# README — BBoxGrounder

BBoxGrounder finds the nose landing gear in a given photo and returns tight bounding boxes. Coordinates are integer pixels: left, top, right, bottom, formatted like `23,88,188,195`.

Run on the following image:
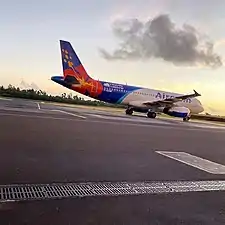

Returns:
125,108,133,115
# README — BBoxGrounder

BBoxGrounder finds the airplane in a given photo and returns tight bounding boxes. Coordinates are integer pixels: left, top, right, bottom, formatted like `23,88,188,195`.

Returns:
51,40,204,121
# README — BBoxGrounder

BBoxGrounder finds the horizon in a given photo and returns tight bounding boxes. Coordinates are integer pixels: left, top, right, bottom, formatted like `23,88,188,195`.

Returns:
1,0,225,115
1,81,220,116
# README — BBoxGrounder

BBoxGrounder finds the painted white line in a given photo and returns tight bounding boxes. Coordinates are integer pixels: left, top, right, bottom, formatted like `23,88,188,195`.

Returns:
37,103,41,110
156,151,225,174
1,112,225,132
187,123,225,130
0,97,12,101
0,113,84,121
52,109,86,119
0,107,50,114
88,114,105,118
89,114,172,124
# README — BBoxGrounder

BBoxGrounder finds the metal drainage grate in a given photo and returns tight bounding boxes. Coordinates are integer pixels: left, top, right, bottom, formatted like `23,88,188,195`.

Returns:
1,180,225,202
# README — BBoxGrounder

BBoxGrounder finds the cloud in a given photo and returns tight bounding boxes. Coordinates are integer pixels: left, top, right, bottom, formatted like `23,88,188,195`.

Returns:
20,80,40,90
99,14,223,68
215,39,225,49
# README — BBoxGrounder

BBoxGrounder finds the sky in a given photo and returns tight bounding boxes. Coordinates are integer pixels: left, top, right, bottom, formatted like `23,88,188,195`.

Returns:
1,0,225,115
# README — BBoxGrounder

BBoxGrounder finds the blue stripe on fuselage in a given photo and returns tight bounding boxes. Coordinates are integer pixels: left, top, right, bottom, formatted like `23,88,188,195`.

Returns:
98,81,140,104
51,76,140,104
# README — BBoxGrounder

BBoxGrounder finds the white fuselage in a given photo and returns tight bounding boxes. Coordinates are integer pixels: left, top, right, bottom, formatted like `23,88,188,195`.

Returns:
121,88,204,114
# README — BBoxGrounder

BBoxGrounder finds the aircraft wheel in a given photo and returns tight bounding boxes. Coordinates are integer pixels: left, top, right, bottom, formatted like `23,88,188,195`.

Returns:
125,108,133,115
147,111,157,118
183,116,190,122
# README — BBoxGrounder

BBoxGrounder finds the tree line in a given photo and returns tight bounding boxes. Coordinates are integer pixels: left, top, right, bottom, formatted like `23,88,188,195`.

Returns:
0,84,125,108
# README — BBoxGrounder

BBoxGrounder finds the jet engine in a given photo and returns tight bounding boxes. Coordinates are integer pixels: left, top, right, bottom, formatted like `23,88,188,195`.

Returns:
163,106,190,118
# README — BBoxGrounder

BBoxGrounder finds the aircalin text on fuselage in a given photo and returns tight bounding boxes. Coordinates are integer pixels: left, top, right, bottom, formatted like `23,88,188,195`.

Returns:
51,40,204,121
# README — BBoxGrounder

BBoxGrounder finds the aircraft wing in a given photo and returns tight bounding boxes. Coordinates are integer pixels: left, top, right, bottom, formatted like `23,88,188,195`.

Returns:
143,90,201,107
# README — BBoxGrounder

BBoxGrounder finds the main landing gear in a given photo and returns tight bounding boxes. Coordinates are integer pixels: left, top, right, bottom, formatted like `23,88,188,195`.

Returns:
125,108,133,115
183,116,191,122
147,111,157,118
125,107,157,118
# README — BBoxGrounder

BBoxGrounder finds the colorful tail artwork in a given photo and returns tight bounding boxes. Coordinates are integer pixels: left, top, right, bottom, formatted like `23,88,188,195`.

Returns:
59,40,103,98
52,40,140,104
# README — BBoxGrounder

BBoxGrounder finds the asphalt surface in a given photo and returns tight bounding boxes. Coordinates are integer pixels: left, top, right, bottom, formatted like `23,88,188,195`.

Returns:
1,97,225,225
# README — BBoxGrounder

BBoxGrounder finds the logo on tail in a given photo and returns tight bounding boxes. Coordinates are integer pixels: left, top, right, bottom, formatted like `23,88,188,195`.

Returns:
60,40,89,85
60,40,103,97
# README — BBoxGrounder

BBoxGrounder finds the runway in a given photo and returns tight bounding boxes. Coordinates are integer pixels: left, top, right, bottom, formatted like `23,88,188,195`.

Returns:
1,97,225,225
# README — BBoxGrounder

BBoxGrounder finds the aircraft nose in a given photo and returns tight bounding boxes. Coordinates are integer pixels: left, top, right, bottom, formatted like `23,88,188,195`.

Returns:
198,104,204,113
196,99,204,113
197,104,204,113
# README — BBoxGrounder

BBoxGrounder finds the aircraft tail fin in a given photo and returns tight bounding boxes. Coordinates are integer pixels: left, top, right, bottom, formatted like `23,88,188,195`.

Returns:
60,40,91,85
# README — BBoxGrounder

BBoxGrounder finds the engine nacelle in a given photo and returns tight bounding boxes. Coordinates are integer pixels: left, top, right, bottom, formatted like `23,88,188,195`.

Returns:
163,106,190,118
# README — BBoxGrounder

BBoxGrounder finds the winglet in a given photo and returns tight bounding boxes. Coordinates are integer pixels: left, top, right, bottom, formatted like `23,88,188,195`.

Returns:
193,89,201,97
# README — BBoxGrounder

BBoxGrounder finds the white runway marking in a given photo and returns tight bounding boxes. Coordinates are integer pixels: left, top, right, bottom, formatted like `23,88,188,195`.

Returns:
52,109,86,119
156,151,225,174
87,112,225,128
88,114,172,124
89,114,104,118
0,97,12,101
37,103,41,110
0,113,85,121
1,180,225,202
1,112,225,132
186,123,225,130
